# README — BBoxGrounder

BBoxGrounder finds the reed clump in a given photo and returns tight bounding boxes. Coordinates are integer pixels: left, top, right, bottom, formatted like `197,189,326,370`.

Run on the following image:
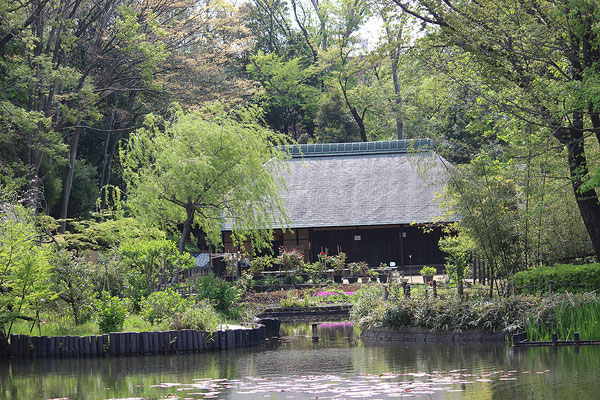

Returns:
352,286,600,340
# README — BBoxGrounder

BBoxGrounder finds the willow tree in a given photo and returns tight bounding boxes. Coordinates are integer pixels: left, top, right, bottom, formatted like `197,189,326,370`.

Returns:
121,105,290,253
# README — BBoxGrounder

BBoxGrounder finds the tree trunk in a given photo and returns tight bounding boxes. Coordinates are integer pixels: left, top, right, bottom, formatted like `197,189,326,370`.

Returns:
59,128,80,233
178,206,195,254
349,107,367,141
555,117,600,258
386,25,403,140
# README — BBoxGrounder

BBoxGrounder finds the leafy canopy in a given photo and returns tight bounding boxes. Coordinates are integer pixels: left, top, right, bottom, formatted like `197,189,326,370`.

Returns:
121,104,291,251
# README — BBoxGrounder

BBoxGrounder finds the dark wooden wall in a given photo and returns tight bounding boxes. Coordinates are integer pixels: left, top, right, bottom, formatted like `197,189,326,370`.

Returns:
310,225,446,271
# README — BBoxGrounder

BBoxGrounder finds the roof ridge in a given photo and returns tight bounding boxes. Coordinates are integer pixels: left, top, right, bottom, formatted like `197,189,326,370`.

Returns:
286,138,433,158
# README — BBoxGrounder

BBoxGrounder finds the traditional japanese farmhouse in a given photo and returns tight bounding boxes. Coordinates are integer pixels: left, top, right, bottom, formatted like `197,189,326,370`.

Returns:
223,139,452,273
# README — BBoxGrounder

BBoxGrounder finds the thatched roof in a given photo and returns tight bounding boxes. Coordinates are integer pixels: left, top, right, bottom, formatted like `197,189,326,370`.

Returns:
278,139,451,229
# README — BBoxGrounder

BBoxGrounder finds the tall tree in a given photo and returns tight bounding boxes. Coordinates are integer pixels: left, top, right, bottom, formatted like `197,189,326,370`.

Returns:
120,105,291,253
393,0,600,257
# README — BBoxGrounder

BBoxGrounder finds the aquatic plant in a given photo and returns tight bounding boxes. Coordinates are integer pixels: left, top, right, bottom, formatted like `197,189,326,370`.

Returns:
526,293,600,341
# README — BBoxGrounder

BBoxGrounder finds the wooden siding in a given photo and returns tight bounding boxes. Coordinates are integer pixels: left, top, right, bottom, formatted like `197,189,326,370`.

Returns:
310,225,446,270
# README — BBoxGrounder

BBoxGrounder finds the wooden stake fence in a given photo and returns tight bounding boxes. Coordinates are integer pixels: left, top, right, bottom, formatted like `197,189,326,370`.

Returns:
3,325,266,359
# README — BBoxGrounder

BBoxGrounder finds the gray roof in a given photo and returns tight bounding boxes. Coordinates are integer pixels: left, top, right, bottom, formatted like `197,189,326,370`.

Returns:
279,139,451,229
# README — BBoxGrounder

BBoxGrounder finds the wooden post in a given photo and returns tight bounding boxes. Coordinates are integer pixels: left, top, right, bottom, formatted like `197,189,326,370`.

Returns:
101,334,109,355
49,336,57,358
432,280,437,298
382,285,388,301
574,332,580,346
457,281,464,299
552,333,558,346
197,331,204,350
548,280,554,293
120,332,127,355
218,330,226,350
192,330,200,352
235,329,242,348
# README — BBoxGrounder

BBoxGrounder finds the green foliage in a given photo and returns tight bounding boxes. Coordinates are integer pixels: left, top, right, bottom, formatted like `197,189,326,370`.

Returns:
438,233,472,282
93,291,128,333
513,264,600,295
353,286,534,333
350,286,385,324
141,289,193,325
121,104,291,252
304,261,327,282
329,253,347,272
263,274,280,288
234,272,254,297
168,300,221,332
277,247,304,271
247,52,320,137
195,274,239,313
348,261,369,277
66,160,99,219
525,293,600,341
419,266,437,279
279,294,311,309
119,239,194,294
315,89,361,143
0,204,56,336
249,255,274,275
50,252,95,325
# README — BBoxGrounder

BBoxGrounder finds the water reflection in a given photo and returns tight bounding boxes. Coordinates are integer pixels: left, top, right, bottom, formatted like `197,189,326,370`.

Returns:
1,323,600,399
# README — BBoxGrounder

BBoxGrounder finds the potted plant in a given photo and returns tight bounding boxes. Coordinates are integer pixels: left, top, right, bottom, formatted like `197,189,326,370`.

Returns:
377,262,389,283
277,247,304,273
419,266,437,285
347,261,367,283
364,268,378,283
328,252,347,283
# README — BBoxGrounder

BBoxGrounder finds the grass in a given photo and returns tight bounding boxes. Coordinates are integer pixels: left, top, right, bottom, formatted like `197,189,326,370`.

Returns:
11,313,188,337
526,298,600,341
10,315,99,337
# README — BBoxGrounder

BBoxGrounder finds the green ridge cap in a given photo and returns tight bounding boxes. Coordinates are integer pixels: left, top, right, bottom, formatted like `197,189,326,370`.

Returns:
285,139,434,158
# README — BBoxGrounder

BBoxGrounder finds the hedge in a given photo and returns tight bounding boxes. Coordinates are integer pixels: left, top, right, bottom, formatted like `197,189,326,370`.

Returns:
513,263,600,294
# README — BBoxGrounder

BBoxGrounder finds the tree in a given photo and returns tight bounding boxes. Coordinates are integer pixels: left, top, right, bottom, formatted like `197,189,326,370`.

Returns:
0,202,56,337
247,51,321,138
121,105,290,253
315,88,361,142
392,0,600,258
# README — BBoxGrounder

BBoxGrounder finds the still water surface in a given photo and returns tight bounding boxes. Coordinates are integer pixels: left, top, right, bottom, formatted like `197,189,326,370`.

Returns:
1,322,599,399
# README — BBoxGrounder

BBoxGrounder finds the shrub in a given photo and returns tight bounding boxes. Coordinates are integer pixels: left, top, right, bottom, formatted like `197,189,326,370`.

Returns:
348,261,369,277
419,266,437,279
277,247,304,271
168,300,220,331
141,288,193,325
329,253,347,272
304,261,327,281
513,263,600,294
50,252,95,325
249,255,274,275
94,291,128,333
195,274,239,312
119,239,194,293
264,274,280,288
350,286,386,325
234,272,254,297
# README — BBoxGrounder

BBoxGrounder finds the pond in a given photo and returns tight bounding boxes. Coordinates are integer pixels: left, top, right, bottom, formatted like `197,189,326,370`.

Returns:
1,322,599,399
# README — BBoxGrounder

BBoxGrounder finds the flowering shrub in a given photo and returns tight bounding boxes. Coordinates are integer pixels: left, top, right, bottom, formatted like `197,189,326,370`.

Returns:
329,253,347,271
348,261,369,276
224,252,243,276
277,247,304,271
317,251,330,267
